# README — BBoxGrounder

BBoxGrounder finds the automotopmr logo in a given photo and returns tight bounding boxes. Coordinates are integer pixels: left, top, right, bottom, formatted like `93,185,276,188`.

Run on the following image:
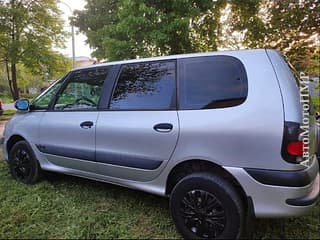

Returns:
299,72,311,167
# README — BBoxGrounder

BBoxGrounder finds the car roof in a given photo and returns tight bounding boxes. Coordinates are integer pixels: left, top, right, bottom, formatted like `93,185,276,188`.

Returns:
72,48,273,72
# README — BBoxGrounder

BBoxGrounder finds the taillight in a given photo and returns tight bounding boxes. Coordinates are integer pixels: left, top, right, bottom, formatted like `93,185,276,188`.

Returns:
281,122,303,163
287,141,303,156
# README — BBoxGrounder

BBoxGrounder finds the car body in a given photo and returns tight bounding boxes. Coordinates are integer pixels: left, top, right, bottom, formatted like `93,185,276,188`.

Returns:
1,49,319,239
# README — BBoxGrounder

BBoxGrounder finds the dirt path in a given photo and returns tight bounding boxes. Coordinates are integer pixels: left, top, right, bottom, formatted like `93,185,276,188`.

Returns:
0,121,6,137
3,103,15,110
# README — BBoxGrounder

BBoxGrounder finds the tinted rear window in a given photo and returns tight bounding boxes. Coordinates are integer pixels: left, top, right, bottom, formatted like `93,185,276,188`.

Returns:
109,61,176,110
179,56,248,110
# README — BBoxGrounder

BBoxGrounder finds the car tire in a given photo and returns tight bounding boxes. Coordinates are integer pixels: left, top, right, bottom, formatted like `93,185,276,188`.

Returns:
8,140,42,184
170,172,244,239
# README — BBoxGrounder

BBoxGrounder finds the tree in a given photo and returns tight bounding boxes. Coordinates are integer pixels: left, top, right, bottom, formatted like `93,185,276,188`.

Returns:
228,0,320,71
0,0,66,100
73,0,215,61
74,0,318,74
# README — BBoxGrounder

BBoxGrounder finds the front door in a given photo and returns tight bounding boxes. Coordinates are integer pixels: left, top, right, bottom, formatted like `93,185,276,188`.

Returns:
37,67,110,172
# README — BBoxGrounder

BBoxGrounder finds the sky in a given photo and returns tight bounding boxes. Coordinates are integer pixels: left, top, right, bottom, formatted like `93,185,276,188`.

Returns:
57,0,93,58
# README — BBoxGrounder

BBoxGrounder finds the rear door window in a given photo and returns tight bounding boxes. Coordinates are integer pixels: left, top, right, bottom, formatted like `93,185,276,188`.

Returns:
179,56,248,110
109,61,176,110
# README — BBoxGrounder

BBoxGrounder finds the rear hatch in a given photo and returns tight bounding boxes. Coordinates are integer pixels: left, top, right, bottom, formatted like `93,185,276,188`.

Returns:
266,49,319,166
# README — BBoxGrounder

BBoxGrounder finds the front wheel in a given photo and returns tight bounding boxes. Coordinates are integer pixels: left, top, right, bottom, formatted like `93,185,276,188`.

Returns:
170,172,244,239
8,140,42,184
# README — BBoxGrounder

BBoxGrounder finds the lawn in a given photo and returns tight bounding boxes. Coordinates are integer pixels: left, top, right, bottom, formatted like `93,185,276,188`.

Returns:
0,110,17,121
0,150,319,239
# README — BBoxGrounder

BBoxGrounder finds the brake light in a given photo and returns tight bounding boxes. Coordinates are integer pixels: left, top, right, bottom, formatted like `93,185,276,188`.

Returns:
287,141,303,156
281,121,302,164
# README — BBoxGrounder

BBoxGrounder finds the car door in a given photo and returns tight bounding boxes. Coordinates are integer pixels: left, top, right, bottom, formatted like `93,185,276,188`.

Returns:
95,60,179,181
37,66,111,172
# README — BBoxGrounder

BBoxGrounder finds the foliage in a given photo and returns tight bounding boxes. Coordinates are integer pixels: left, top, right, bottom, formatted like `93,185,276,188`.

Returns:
0,0,67,100
306,46,320,78
229,0,320,71
73,0,215,61
0,109,16,121
312,96,320,112
74,0,319,74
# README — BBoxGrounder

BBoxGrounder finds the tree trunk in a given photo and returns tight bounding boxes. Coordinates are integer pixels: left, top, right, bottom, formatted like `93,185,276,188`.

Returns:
5,59,15,100
9,0,19,101
11,63,19,100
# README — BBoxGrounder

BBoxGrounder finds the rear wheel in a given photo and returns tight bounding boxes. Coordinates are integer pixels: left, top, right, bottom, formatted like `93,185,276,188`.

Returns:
170,172,244,239
8,140,42,184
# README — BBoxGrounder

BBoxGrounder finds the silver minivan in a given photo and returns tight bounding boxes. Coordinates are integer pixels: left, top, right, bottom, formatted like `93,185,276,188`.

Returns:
1,49,319,239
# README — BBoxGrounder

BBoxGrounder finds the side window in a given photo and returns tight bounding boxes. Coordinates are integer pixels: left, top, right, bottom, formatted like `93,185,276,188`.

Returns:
54,67,109,111
30,79,64,110
109,61,176,110
179,56,248,110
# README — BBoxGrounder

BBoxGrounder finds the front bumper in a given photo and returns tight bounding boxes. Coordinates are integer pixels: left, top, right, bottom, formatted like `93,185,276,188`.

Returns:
225,157,319,217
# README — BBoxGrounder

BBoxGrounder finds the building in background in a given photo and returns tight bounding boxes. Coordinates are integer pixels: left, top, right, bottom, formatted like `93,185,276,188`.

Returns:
75,56,97,67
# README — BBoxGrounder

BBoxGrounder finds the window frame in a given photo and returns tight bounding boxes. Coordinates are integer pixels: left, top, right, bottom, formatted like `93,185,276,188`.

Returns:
107,60,178,111
177,55,248,110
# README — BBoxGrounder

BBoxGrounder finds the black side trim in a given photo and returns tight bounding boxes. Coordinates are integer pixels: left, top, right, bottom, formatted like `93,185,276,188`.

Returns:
37,144,164,170
245,161,319,187
286,174,319,206
36,144,95,162
96,151,163,170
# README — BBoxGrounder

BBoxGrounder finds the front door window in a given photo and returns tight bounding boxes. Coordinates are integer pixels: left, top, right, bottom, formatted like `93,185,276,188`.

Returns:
54,67,109,111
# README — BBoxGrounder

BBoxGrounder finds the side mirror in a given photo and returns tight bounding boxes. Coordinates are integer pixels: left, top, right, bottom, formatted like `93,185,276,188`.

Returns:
15,99,30,111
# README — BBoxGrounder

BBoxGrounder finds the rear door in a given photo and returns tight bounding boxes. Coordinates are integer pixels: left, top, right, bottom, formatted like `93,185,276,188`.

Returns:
95,60,179,181
266,49,319,166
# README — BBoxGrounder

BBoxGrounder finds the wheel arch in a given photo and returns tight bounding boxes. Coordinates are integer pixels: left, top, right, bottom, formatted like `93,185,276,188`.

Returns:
165,159,248,208
6,134,26,154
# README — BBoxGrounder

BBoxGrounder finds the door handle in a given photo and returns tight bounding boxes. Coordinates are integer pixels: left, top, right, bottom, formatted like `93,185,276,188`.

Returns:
153,123,173,133
80,121,94,129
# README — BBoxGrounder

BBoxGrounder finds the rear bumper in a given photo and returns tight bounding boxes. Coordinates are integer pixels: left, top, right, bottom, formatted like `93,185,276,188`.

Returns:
286,174,319,206
244,159,318,187
225,157,319,217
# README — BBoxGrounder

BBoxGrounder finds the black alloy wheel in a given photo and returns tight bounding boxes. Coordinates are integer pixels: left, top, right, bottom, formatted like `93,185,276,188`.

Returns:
9,140,42,184
180,189,226,238
170,172,244,239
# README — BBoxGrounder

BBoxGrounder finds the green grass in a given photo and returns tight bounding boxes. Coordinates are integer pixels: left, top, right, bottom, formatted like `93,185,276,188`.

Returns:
0,96,14,104
1,94,38,103
0,110,17,121
0,151,319,239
